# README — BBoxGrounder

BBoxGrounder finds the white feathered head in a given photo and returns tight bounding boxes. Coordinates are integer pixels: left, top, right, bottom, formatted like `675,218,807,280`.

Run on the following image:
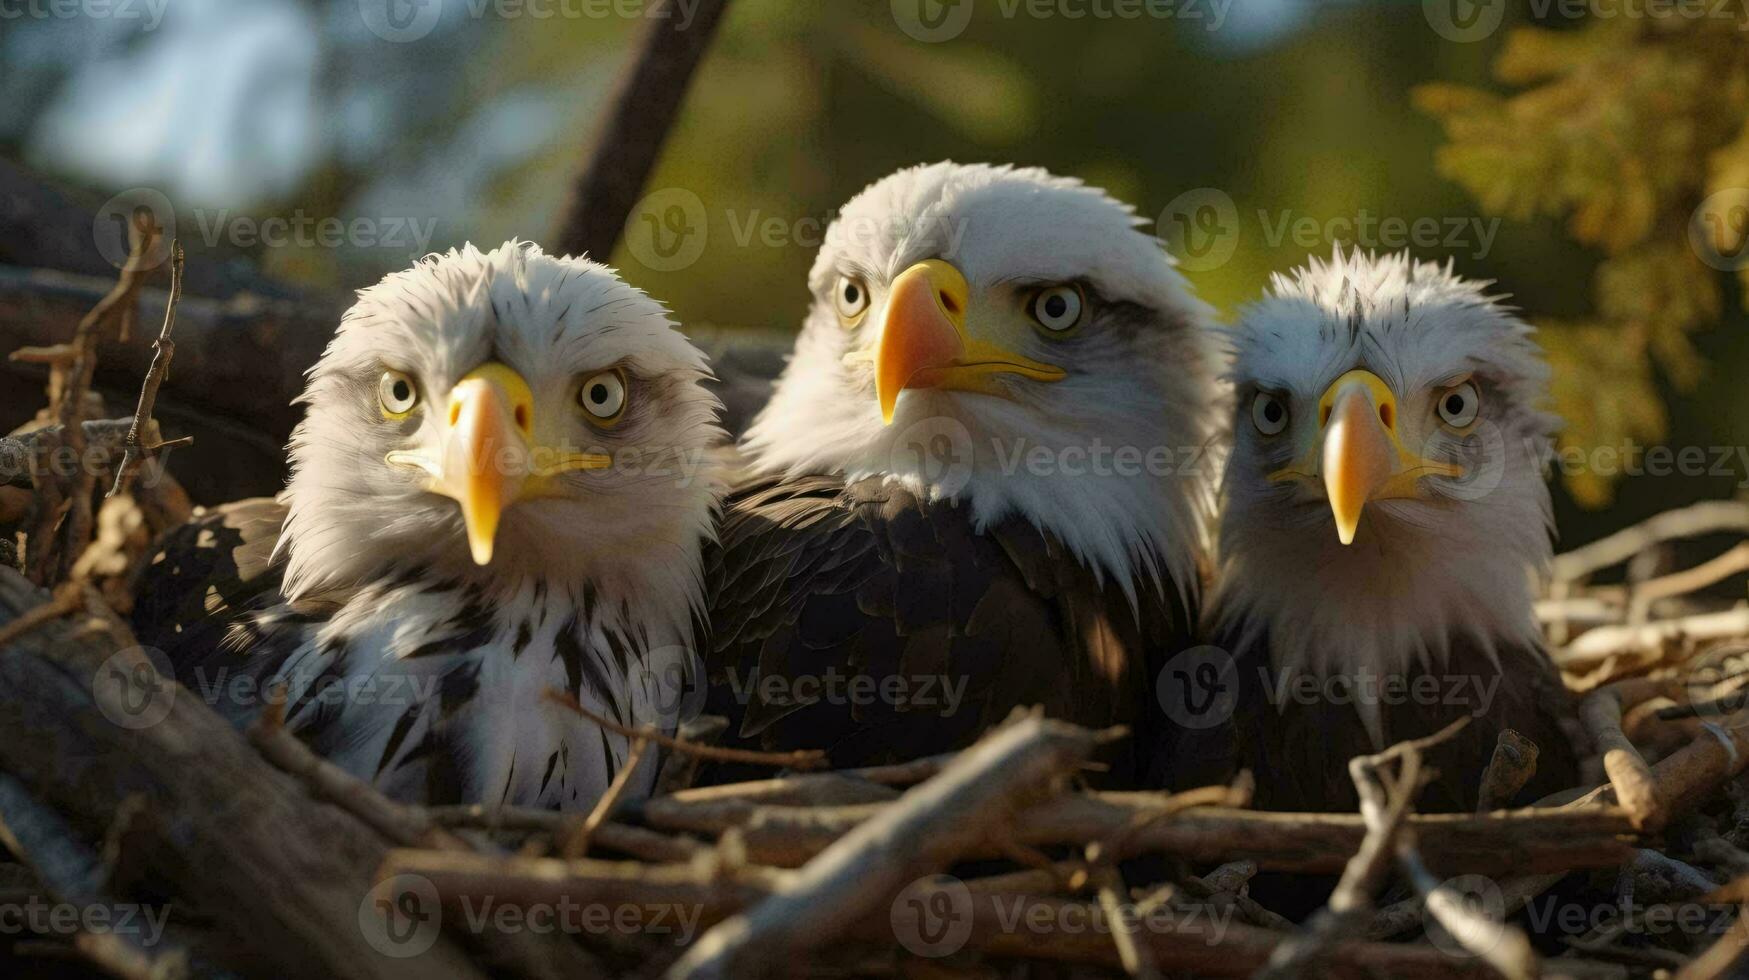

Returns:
1213,247,1557,692
279,242,725,634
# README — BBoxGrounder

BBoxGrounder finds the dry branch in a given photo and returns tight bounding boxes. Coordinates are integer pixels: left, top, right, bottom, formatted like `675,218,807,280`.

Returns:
0,567,491,980
551,0,734,260
1628,542,1749,622
1557,607,1749,669
386,844,1520,978
1551,501,1749,584
248,696,466,851
666,714,1109,977
563,735,650,860
28,213,165,584
1582,683,1666,830
1259,721,1470,978
109,241,188,500
0,263,341,450
639,789,1636,874
546,690,828,771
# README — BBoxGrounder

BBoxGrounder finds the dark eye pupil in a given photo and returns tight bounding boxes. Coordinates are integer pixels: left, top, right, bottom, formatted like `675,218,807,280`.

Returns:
392,381,410,402
1044,296,1067,318
1446,394,1465,414
591,384,609,405
844,284,860,304
1263,401,1283,423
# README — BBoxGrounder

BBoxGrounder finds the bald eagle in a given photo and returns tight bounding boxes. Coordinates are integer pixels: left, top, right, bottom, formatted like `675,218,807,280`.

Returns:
701,163,1217,782
1202,248,1578,813
133,242,725,810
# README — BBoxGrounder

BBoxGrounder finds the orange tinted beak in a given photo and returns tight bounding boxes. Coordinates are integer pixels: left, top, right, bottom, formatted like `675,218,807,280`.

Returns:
871,259,1066,424
875,260,969,423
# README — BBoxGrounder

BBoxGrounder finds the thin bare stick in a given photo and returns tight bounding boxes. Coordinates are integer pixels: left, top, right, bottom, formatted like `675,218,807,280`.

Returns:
655,794,1635,874
1557,607,1749,669
428,803,708,864
72,930,188,980
33,211,163,583
1361,725,1539,980
110,240,186,499
392,848,1522,978
1551,500,1749,584
562,735,650,860
1092,863,1159,980
0,583,83,648
1674,905,1749,980
544,690,828,771
1259,719,1471,979
1581,683,1665,831
1628,541,1749,623
248,694,468,851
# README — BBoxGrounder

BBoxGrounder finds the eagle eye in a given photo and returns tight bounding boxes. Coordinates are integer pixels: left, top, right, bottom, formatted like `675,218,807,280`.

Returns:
1251,391,1289,436
378,369,419,417
578,369,628,425
1030,284,1084,334
1437,381,1481,428
833,274,870,324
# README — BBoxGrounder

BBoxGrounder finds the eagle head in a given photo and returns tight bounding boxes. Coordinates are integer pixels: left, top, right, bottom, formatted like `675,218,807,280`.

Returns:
279,241,725,625
1214,247,1557,685
742,161,1218,598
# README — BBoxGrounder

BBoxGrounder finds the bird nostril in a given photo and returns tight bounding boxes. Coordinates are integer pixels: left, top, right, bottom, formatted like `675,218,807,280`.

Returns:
939,291,961,317
1379,403,1394,429
449,402,461,427
514,404,531,433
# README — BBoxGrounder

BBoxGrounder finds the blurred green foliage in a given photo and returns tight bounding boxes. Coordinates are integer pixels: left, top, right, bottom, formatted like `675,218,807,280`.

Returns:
1417,15,1749,507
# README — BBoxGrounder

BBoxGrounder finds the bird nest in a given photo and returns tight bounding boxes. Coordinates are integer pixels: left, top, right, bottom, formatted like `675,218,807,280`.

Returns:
3,222,1749,980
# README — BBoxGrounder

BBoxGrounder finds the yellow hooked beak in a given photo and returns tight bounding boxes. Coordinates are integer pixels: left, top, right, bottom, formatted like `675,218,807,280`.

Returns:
1269,369,1464,546
387,363,610,566
872,259,1065,424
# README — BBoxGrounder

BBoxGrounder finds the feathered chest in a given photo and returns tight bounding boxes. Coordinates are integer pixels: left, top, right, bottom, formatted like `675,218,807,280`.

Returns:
1203,614,1579,814
208,578,680,811
701,474,1196,783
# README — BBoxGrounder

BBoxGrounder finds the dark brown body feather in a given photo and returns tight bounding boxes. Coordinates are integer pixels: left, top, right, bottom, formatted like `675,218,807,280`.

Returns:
699,474,1198,786
1200,616,1582,814
130,497,290,667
